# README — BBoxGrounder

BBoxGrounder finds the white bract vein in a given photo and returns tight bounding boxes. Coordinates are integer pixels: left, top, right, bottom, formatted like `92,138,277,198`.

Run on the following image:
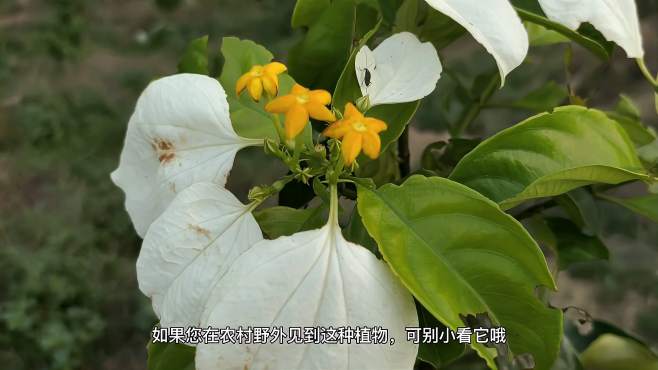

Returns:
355,32,442,107
137,182,262,329
111,73,261,237
195,222,419,370
424,0,529,84
538,0,644,58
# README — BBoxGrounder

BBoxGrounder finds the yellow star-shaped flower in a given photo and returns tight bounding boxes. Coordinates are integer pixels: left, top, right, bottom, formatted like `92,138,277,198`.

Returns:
236,62,287,101
323,103,387,165
265,84,336,140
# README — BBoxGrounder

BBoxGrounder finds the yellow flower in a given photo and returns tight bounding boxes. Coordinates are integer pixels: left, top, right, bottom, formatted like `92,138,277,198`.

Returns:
265,84,336,140
236,62,287,101
323,103,387,165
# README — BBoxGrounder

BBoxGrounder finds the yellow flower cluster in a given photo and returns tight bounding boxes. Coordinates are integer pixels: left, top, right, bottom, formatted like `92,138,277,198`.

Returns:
236,62,386,165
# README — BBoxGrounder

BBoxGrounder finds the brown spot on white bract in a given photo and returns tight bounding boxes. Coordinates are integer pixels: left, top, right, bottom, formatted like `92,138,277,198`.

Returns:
152,138,176,164
188,223,211,239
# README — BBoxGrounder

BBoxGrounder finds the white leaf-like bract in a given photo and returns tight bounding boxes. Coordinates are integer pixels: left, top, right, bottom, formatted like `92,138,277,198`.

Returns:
196,223,419,370
424,0,529,83
538,0,644,58
111,73,261,237
137,182,263,329
355,32,442,107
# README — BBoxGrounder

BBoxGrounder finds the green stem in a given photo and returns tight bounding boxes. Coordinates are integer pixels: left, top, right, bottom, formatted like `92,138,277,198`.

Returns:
271,113,287,143
329,183,339,228
451,74,500,137
636,58,658,89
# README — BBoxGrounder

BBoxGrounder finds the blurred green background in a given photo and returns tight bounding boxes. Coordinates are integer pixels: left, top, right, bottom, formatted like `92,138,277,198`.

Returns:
0,1,656,369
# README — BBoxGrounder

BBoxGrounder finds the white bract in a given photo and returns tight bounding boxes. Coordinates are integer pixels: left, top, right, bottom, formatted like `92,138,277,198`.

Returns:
538,0,644,58
355,32,442,106
424,0,529,84
111,73,261,237
136,182,262,329
196,221,418,370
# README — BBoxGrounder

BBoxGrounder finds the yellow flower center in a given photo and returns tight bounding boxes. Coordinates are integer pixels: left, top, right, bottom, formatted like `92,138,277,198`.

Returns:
250,66,264,77
296,94,309,104
351,120,368,132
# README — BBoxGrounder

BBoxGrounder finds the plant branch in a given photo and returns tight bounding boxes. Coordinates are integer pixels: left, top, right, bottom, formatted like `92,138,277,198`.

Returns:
636,58,658,90
511,199,557,220
451,74,500,137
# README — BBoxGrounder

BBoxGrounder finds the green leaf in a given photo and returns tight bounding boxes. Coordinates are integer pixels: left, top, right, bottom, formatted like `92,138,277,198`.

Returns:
291,0,330,28
418,8,465,49
287,0,356,90
357,175,562,370
254,206,326,239
421,138,481,176
512,4,614,60
525,22,569,47
506,81,568,113
450,106,650,209
581,334,658,370
219,37,294,140
598,193,658,224
545,217,608,270
147,341,195,370
377,0,402,25
606,95,657,147
555,188,600,234
416,303,466,368
355,145,400,186
343,207,380,258
394,0,420,33
177,35,209,75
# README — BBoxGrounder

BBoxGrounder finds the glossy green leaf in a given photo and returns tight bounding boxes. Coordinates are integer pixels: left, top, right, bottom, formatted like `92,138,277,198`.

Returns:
607,95,656,147
291,0,330,28
450,106,650,209
343,207,381,258
421,138,481,176
581,334,658,370
147,341,195,370
355,145,400,186
545,218,608,270
219,37,296,141
288,0,356,90
357,175,562,370
512,4,614,60
253,205,326,239
599,194,658,224
177,35,209,75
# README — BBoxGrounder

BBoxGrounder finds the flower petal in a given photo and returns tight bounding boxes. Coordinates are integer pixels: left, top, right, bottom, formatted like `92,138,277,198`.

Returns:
424,0,528,83
343,102,362,119
364,117,387,133
196,224,418,370
264,61,287,75
538,0,644,58
291,83,309,95
136,183,262,328
362,130,382,159
308,89,332,105
248,78,264,101
262,74,279,97
306,102,336,122
355,32,442,106
284,104,310,139
235,73,251,95
342,131,363,165
322,120,351,139
110,74,257,237
265,95,297,113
